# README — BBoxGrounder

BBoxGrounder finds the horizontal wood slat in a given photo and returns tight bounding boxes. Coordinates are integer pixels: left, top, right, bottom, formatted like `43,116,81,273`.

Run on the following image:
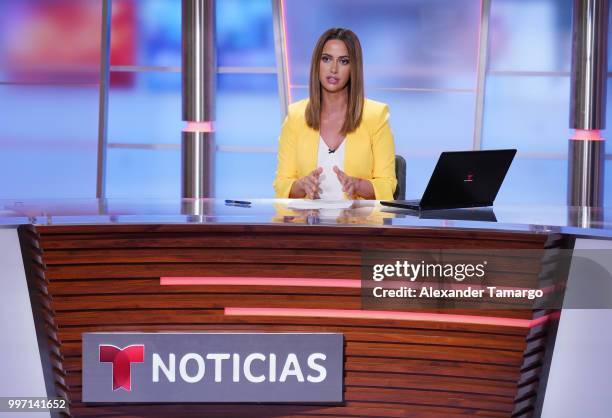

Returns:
56,324,528,351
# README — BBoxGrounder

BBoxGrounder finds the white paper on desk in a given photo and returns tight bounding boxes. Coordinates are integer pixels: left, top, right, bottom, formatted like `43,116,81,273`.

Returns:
287,199,354,210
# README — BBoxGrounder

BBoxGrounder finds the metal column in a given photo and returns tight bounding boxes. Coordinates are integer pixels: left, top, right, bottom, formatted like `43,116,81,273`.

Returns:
96,0,112,199
272,0,290,119
568,0,608,207
472,0,491,151
182,0,216,199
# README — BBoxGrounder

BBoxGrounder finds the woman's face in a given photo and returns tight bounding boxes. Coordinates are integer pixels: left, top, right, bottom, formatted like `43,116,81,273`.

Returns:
319,39,351,93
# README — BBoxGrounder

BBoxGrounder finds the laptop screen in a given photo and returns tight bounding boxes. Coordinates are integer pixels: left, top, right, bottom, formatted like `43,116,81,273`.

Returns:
419,149,516,210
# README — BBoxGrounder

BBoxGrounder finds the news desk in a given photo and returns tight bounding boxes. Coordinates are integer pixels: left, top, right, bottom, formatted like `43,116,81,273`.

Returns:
2,199,611,418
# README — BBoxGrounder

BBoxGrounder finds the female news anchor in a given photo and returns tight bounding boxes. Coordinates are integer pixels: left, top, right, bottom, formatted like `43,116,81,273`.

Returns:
273,28,397,200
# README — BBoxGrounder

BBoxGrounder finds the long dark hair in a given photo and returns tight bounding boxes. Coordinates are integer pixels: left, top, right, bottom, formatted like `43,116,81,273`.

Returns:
305,28,364,135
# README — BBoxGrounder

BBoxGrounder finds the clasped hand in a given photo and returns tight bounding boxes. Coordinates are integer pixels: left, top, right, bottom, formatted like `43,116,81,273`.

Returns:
296,166,360,199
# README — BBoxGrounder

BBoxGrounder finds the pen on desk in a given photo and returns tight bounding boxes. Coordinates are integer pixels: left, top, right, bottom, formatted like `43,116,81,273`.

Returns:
225,200,252,205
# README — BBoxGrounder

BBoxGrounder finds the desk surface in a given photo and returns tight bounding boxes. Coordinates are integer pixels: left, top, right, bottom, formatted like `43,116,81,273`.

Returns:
1,198,611,238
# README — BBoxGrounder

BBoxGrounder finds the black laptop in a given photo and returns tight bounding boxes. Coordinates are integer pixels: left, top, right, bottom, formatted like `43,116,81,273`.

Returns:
381,149,516,211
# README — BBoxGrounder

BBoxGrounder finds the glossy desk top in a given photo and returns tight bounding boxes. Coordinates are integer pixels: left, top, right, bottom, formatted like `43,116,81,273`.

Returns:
1,198,611,238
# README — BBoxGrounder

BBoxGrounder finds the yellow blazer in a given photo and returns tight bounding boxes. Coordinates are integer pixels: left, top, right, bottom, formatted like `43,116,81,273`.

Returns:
273,98,397,200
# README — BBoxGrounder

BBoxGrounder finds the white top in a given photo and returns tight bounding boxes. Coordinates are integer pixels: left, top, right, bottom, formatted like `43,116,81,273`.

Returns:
317,136,346,200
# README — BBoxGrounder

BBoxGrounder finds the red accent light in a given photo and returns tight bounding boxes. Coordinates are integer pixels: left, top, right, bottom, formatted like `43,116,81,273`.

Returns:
225,307,555,329
161,277,360,288
571,129,604,141
162,277,558,297
183,121,214,133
